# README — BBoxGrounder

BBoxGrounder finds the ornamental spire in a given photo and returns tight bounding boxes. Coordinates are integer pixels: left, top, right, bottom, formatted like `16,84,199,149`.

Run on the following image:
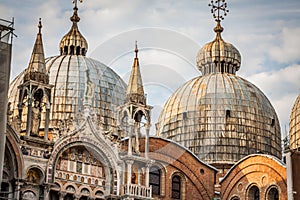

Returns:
126,41,146,105
59,0,88,56
24,18,49,84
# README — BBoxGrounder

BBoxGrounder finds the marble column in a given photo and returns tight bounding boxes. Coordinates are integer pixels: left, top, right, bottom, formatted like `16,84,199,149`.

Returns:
145,124,150,159
44,105,50,140
59,191,66,200
26,98,32,136
128,119,134,156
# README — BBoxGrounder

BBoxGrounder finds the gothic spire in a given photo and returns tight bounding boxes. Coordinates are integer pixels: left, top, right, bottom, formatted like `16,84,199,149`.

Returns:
24,18,49,84
126,41,146,105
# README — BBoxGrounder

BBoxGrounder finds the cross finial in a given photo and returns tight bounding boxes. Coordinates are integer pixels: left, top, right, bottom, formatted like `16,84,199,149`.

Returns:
72,0,83,9
208,0,229,22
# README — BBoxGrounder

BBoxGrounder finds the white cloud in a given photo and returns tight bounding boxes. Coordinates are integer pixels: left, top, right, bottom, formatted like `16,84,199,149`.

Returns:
2,0,300,136
268,27,300,63
247,64,300,133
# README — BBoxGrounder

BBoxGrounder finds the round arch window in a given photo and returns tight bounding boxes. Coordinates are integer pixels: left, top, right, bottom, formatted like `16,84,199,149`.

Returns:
267,187,279,200
248,185,259,200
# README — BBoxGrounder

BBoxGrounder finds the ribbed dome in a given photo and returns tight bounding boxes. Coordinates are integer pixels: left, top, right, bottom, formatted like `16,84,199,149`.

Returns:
8,55,126,138
289,94,300,149
156,73,281,164
196,22,241,75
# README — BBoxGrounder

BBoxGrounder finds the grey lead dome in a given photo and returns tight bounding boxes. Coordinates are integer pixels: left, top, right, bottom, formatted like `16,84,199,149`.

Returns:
156,21,281,165
156,73,281,164
8,55,126,137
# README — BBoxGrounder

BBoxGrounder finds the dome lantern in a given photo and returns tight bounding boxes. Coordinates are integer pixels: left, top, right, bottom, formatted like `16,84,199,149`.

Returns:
196,0,241,75
59,0,88,56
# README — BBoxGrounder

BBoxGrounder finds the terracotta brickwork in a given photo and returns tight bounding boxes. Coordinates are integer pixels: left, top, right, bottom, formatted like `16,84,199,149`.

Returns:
144,137,217,200
290,151,300,200
220,154,287,200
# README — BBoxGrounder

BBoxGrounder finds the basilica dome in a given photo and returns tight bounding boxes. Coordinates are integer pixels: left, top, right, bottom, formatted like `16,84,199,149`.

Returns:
8,6,126,137
289,94,300,150
156,21,282,165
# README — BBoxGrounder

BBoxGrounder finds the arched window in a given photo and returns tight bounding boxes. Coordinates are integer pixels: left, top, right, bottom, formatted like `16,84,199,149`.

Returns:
267,187,279,200
64,46,68,55
172,175,181,199
76,46,80,55
248,185,259,200
70,45,75,55
82,48,86,56
0,182,9,199
149,166,161,196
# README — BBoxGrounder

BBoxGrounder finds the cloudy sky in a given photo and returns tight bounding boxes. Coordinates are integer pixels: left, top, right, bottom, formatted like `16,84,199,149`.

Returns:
1,0,300,137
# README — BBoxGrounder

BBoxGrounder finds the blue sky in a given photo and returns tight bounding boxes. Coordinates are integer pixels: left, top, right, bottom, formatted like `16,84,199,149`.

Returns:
1,0,300,136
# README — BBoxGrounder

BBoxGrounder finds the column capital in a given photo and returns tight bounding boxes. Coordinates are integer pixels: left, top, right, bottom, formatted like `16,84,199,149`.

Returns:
146,161,154,168
128,118,135,126
145,123,151,129
74,194,81,200
59,191,67,199
126,160,134,165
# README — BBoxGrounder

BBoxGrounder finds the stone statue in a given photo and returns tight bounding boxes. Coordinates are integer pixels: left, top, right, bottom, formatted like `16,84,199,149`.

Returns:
31,100,41,136
132,125,140,154
84,69,95,104
12,116,21,133
27,170,35,183
7,102,12,122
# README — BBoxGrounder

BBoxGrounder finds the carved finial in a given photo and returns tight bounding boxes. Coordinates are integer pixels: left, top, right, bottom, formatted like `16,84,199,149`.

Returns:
208,0,229,22
135,40,138,58
38,18,42,34
71,0,83,22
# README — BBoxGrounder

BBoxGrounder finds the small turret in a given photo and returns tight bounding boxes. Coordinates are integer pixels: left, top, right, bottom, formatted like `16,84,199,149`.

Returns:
23,18,49,84
126,41,146,105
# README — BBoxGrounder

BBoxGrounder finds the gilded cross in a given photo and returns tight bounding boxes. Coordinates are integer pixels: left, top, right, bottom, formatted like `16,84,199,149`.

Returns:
208,0,229,22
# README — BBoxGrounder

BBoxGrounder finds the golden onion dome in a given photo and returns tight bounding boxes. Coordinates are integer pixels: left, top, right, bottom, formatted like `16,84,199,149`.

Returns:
59,6,88,56
196,21,241,75
289,94,300,149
